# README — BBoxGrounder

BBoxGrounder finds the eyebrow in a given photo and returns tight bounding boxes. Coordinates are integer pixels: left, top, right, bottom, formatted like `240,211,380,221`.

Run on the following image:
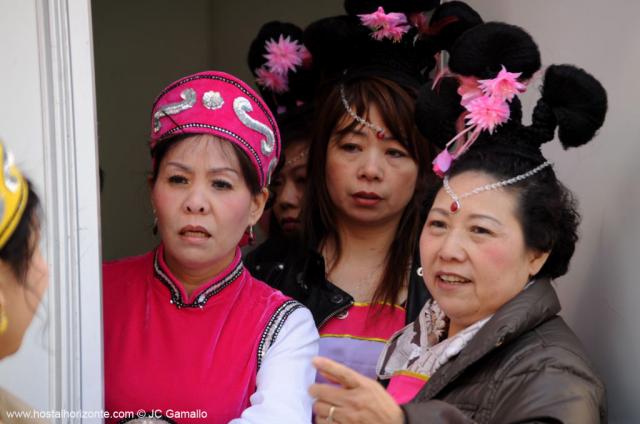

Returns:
429,207,503,226
469,213,503,226
165,161,240,175
430,207,450,217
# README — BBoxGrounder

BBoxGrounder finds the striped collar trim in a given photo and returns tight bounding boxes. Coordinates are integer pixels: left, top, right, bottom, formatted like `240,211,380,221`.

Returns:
153,245,244,308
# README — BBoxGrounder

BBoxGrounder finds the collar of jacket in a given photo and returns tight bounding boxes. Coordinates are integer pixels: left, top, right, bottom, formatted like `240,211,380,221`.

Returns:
417,278,560,400
297,247,431,326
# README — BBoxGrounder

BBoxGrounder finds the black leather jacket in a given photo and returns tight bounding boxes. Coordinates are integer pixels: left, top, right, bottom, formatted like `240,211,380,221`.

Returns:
245,236,431,327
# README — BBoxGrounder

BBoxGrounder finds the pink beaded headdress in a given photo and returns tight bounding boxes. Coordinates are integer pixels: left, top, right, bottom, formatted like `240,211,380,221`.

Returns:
150,71,281,187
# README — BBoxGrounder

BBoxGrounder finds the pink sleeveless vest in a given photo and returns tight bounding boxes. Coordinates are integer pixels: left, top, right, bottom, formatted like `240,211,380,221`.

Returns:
103,245,299,423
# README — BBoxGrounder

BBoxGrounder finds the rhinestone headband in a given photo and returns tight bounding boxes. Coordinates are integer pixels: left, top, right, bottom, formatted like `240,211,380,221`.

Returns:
443,161,552,212
284,149,308,166
339,84,386,139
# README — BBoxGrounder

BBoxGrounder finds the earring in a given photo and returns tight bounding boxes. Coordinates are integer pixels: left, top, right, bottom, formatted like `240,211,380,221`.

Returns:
417,267,423,277
0,304,8,335
248,226,255,245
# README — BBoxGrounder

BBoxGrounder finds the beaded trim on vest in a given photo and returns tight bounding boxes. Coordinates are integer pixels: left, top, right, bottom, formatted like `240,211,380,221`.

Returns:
257,300,304,369
153,248,244,309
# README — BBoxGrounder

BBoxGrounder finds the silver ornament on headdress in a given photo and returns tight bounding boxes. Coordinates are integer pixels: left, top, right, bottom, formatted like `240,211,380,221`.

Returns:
233,96,276,157
153,88,197,133
203,91,224,110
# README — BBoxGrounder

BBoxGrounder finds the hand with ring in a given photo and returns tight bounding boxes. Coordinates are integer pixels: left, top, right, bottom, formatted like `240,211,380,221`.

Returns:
309,357,404,424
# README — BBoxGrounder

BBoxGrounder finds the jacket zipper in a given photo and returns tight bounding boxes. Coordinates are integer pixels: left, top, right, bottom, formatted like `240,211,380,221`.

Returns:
318,300,354,329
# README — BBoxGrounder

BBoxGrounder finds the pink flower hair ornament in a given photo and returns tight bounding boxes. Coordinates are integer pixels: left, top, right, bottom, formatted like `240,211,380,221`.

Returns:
358,6,411,43
255,67,289,94
431,65,530,177
263,34,306,75
478,66,527,101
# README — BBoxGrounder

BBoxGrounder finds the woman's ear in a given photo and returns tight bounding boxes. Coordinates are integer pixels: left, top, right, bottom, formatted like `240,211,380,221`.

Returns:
248,188,270,226
528,249,551,277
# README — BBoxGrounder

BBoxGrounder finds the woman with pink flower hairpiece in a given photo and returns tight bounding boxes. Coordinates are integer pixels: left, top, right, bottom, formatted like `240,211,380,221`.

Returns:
248,0,452,390
244,21,318,284
310,19,608,424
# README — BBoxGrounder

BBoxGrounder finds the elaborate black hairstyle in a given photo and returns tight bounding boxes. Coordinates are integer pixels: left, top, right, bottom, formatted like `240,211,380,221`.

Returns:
303,0,442,87
247,21,318,114
415,18,608,279
344,0,440,15
425,1,483,53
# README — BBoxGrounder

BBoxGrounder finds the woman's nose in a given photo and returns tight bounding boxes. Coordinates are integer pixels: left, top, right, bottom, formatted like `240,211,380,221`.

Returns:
438,231,467,262
357,150,383,181
183,186,210,214
278,179,300,210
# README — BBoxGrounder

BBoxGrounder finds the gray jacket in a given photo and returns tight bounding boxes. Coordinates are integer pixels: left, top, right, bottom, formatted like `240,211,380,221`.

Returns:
402,279,607,423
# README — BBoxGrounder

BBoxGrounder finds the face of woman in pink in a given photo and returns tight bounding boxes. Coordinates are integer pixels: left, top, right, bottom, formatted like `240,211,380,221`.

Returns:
420,171,549,336
151,135,268,280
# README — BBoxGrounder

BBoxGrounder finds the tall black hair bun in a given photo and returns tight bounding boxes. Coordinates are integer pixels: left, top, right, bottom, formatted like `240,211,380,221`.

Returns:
248,21,304,74
427,1,483,52
415,77,465,149
344,0,439,15
449,22,541,80
304,15,368,76
539,64,608,148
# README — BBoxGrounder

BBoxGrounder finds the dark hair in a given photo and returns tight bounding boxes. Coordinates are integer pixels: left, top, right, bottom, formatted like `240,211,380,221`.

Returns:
305,75,435,305
150,134,261,195
449,22,541,80
0,181,41,283
426,1,484,53
418,63,607,279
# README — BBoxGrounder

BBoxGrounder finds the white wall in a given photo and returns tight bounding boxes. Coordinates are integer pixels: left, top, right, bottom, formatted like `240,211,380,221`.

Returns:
465,1,640,422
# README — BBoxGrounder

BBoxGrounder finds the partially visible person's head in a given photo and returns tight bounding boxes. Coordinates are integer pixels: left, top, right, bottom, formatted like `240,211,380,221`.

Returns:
270,138,309,237
268,108,313,238
148,71,280,276
0,143,47,359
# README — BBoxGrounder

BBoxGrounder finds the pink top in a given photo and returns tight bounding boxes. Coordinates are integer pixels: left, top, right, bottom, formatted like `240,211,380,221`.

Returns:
103,245,301,423
318,303,406,381
387,371,429,404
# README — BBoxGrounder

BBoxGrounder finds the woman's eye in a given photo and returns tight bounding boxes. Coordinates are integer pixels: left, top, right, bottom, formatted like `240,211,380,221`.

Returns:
295,175,307,185
427,219,446,230
212,180,232,190
168,175,188,184
470,225,493,235
387,148,408,158
340,143,360,153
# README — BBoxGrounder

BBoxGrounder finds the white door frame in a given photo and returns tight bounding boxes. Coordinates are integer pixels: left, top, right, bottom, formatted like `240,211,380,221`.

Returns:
37,0,103,417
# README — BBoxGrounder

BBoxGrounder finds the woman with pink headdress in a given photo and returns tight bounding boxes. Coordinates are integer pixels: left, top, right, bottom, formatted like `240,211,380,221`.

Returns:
102,71,318,423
